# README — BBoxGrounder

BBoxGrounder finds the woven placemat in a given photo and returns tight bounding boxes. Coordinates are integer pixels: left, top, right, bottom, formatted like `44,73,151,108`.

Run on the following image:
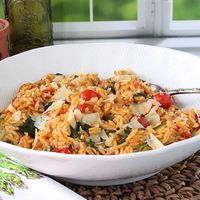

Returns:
65,151,200,200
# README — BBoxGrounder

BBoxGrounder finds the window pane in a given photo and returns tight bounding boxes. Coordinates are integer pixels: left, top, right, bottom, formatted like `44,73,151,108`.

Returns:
173,0,200,20
93,0,137,21
52,0,89,22
0,1,4,18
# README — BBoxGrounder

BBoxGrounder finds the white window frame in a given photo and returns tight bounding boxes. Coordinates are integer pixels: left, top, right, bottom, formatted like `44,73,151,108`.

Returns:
53,0,154,39
53,0,200,39
154,0,200,36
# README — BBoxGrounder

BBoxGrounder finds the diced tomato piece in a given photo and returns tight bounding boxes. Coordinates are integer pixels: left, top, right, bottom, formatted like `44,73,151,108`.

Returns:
181,132,192,139
80,89,100,101
153,93,172,109
77,103,94,113
137,116,149,128
43,88,55,93
52,147,71,154
134,81,142,90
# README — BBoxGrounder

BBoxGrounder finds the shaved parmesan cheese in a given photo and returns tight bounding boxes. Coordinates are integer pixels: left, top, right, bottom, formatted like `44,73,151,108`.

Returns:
104,93,116,102
82,113,101,125
149,99,161,107
53,86,72,100
125,117,144,129
100,129,109,140
68,108,76,129
90,134,101,143
105,135,114,147
31,116,49,130
53,75,64,83
12,111,21,122
50,82,58,90
147,133,164,150
40,85,47,91
74,108,83,121
45,100,64,112
114,75,131,82
146,106,161,127
130,99,152,116
6,104,16,113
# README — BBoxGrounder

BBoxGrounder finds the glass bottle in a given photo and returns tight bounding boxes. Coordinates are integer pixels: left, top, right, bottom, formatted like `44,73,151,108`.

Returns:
3,0,53,55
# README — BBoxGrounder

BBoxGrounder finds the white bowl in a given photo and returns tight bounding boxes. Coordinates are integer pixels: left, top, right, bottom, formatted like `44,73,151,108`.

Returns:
0,43,200,186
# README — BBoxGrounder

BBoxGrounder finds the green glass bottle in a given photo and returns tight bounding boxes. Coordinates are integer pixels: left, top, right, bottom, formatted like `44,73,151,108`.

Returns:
4,0,53,55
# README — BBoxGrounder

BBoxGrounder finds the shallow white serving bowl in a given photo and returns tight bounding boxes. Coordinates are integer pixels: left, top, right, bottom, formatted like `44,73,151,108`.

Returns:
0,43,200,186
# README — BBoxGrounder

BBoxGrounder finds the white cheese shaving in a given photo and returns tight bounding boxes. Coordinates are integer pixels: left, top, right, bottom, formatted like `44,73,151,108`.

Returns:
68,108,76,129
146,106,161,127
45,99,64,113
53,75,64,83
114,75,132,82
12,111,21,122
125,116,144,129
130,99,152,116
6,104,16,113
100,129,109,140
73,108,83,121
104,93,116,102
82,113,101,125
40,85,47,91
147,133,164,150
89,134,101,143
31,116,49,130
53,86,72,100
50,82,58,90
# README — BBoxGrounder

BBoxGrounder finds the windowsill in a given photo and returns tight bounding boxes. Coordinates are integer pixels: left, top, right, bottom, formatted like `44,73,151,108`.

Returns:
55,37,200,57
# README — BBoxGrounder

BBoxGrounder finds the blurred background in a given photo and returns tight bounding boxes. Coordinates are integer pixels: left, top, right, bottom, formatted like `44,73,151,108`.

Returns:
0,0,199,22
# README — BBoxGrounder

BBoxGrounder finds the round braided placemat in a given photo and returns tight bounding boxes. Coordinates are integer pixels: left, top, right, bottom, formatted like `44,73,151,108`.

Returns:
65,151,200,200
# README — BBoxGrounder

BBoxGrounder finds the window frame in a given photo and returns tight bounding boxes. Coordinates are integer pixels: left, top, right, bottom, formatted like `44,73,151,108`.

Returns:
53,0,154,39
157,0,200,36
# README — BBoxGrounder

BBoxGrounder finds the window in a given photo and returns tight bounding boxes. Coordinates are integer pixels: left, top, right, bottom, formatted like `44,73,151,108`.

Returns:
52,0,152,39
0,0,200,38
160,0,200,36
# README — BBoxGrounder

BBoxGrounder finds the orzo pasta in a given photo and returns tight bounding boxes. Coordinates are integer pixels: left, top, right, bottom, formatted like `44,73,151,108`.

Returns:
0,70,199,155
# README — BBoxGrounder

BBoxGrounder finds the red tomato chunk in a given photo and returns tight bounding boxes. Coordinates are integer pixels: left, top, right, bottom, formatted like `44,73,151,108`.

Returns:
153,93,172,109
52,147,71,154
80,89,100,101
77,103,94,113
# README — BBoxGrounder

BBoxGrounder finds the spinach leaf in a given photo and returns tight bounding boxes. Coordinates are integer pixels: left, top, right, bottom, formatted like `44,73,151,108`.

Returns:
81,124,91,132
118,127,132,144
18,117,37,138
133,92,147,98
70,126,79,138
138,142,148,151
44,102,53,111
105,82,116,94
103,114,113,121
88,139,96,148
55,73,63,76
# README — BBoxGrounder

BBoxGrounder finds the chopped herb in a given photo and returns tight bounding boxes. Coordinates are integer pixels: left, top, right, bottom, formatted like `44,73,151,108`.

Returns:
55,73,63,76
103,114,113,121
18,117,37,138
44,102,53,111
88,139,96,148
70,122,91,138
153,124,162,130
105,82,116,94
118,127,132,144
81,124,91,132
133,92,147,98
70,126,79,138
138,142,148,151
